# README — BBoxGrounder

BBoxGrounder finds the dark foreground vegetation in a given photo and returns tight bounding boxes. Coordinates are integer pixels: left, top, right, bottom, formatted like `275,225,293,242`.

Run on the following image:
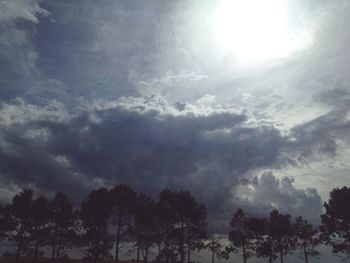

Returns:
1,185,350,263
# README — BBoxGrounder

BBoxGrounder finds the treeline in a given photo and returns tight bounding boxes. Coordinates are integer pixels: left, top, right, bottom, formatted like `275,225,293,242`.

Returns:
0,185,349,263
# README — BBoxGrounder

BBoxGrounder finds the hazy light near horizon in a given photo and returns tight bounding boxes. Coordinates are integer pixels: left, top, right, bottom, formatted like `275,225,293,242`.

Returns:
212,0,314,63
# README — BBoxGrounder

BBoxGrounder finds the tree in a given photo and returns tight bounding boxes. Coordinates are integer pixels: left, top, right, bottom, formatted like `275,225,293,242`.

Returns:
80,187,113,262
228,208,256,263
49,192,75,260
267,209,295,263
132,194,157,263
246,217,272,262
31,195,51,259
109,184,136,261
157,189,179,263
156,189,208,263
3,189,34,260
320,186,350,256
205,233,229,263
170,190,208,263
153,201,167,263
294,216,320,263
0,204,5,241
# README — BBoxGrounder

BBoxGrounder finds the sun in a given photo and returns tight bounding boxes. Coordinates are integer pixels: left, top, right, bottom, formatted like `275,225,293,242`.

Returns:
212,0,312,63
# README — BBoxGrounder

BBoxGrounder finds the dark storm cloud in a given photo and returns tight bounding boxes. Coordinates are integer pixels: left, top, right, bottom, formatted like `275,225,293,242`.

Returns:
0,98,289,216
0,97,326,224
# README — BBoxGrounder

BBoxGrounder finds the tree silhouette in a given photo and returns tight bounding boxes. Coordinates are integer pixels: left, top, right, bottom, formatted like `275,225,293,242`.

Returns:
320,186,350,256
245,217,270,262
171,190,208,263
156,189,208,263
153,201,167,263
205,233,229,263
294,216,320,263
132,194,157,263
3,189,34,260
157,189,179,263
0,204,5,241
49,192,75,260
227,208,256,263
267,209,295,263
31,195,51,259
80,187,113,262
109,184,136,261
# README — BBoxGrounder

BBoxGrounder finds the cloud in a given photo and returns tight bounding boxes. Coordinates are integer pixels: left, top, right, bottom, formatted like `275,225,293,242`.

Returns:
0,0,348,234
234,171,323,224
0,97,290,217
0,95,327,227
0,0,49,102
0,0,48,23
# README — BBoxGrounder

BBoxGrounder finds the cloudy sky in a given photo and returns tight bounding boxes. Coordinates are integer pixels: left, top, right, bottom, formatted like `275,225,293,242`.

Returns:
1,0,350,242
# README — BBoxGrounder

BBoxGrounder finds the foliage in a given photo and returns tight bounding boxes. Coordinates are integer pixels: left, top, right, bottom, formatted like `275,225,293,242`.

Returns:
109,184,137,261
205,234,229,263
2,189,34,259
294,216,320,263
321,186,350,255
49,192,76,260
79,187,113,261
30,195,51,258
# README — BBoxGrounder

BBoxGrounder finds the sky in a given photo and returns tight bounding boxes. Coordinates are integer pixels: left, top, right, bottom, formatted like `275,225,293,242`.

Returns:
0,0,350,244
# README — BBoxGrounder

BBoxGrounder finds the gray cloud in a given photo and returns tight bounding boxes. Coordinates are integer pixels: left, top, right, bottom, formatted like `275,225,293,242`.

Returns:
0,0,48,23
0,0,49,101
0,96,327,226
234,172,323,224
0,98,288,216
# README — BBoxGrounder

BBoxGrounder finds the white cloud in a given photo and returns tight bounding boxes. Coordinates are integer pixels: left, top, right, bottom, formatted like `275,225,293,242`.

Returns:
0,0,48,23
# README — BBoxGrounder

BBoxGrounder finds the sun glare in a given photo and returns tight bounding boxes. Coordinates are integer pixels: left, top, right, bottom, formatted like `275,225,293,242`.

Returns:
212,0,313,63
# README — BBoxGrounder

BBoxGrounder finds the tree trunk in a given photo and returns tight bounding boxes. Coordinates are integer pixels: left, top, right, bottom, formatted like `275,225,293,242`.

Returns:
304,244,308,263
280,249,283,263
56,245,60,260
94,232,100,263
15,241,22,261
51,226,58,260
102,226,106,262
137,243,140,263
187,240,191,263
158,241,161,263
268,239,273,263
165,235,170,263
145,247,149,263
34,237,39,259
210,234,215,263
56,239,61,259
115,216,122,261
15,231,24,261
180,220,185,263
51,244,56,261
242,244,247,263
